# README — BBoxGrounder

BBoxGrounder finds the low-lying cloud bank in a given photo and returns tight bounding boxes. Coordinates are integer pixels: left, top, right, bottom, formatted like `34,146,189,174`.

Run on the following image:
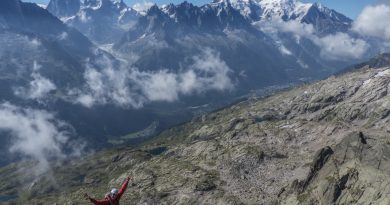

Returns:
314,32,369,60
256,20,370,60
14,61,56,102
0,103,82,175
253,3,390,60
353,4,390,40
13,48,233,109
71,48,233,108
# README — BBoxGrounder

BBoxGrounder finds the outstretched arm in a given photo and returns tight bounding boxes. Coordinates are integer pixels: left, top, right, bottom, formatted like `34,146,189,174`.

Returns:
85,193,110,205
117,177,131,199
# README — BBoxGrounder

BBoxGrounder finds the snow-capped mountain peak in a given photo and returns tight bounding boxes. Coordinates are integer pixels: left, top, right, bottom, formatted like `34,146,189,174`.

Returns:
258,0,310,20
82,0,127,11
37,4,47,9
310,2,349,23
47,0,139,44
210,0,351,34
216,0,311,22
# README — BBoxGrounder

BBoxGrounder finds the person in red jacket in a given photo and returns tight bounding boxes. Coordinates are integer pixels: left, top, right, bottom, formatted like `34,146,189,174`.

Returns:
85,177,131,205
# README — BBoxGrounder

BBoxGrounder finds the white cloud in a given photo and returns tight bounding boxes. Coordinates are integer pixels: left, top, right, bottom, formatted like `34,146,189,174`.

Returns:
132,49,233,102
132,1,154,15
71,48,233,108
313,32,370,60
27,73,56,99
255,20,370,60
0,103,80,175
79,10,90,23
279,45,292,56
189,48,234,91
353,4,390,40
255,20,314,39
29,38,41,48
68,54,146,108
276,20,315,37
58,32,68,41
131,70,182,102
14,61,57,101
75,94,96,108
0,35,42,58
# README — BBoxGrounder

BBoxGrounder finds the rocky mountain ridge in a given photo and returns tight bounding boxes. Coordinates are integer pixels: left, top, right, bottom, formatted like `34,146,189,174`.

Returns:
113,0,354,97
39,0,379,109
221,0,352,34
2,54,390,204
47,0,139,44
112,0,371,94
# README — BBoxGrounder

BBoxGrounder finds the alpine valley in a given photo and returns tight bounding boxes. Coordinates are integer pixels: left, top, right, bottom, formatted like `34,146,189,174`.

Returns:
0,0,390,204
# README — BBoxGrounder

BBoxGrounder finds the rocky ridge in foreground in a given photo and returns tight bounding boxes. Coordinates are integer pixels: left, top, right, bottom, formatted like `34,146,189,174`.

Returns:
2,56,390,204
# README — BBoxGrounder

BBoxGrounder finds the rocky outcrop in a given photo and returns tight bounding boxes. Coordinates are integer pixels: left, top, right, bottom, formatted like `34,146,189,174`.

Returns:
2,60,390,204
299,146,334,192
340,53,390,75
284,131,390,205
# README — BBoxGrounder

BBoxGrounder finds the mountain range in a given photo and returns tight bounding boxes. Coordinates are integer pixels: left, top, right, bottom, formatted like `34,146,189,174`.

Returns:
114,0,366,91
43,0,381,93
228,0,352,34
2,0,390,204
47,0,369,78
0,0,387,174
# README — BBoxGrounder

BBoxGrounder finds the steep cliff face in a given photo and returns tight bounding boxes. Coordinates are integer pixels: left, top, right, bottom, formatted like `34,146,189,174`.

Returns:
284,132,390,205
2,56,390,204
47,0,80,17
0,0,24,27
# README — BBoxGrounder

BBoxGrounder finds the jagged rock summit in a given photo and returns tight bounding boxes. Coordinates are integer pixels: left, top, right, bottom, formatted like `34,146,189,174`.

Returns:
47,0,139,44
216,0,352,34
47,0,81,17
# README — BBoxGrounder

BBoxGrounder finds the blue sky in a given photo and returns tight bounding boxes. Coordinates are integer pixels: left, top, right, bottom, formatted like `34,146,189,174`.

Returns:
302,0,375,19
28,0,376,19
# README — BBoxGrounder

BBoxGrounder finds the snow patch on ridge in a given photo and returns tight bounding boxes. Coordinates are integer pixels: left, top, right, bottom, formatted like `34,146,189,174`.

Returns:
375,69,390,77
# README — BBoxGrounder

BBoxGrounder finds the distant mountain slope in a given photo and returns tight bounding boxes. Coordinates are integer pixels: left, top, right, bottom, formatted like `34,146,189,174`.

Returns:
115,2,302,91
352,53,390,70
0,0,176,167
45,0,374,93
0,0,104,96
47,0,139,44
227,0,352,34
2,53,390,204
0,0,115,164
300,2,352,34
114,1,356,96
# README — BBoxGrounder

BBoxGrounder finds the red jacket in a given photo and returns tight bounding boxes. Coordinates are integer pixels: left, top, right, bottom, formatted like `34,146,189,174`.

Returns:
89,178,130,205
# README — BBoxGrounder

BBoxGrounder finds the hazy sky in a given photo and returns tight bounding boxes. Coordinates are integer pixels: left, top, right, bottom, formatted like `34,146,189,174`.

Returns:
27,0,377,19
